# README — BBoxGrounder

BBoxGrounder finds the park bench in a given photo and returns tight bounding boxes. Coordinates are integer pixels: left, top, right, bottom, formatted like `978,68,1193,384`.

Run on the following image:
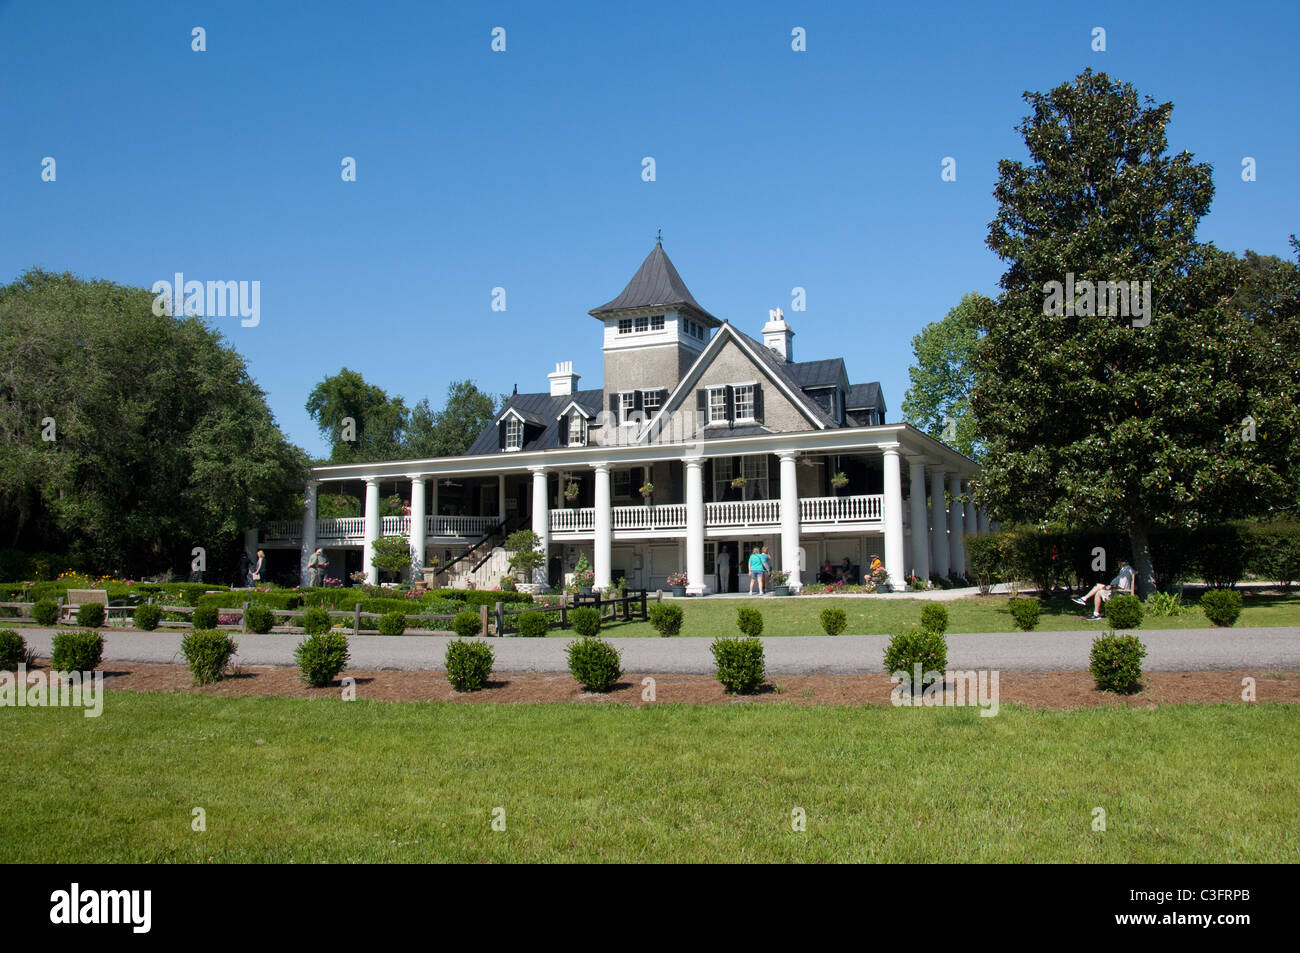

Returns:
60,588,109,622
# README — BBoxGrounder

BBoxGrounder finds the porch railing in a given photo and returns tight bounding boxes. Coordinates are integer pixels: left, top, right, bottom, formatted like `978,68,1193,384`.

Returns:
801,494,883,523
260,515,498,543
704,499,781,528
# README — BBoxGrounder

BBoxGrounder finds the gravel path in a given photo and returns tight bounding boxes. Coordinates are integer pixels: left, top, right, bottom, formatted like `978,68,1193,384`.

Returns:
17,626,1300,674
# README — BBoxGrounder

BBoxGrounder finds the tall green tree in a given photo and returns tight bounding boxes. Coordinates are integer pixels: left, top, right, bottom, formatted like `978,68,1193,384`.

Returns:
973,69,1292,594
901,292,990,460
305,368,408,463
403,380,501,459
0,269,308,574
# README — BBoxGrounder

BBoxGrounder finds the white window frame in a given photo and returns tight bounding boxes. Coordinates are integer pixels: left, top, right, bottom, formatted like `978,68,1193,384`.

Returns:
613,470,632,498
707,386,728,426
567,411,587,447
642,389,662,418
505,418,524,451
650,314,665,331
732,382,756,422
634,314,649,333
743,454,770,500
619,391,637,426
618,318,632,334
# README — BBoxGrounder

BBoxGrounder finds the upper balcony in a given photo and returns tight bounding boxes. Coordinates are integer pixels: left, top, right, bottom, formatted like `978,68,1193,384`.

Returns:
550,494,882,538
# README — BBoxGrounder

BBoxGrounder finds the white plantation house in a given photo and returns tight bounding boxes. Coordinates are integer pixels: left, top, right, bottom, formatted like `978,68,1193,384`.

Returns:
256,241,988,594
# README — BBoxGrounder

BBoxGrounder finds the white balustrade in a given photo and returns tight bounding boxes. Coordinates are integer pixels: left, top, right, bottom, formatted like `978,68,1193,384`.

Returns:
800,494,883,524
704,499,781,528
262,520,301,540
550,508,596,533
382,515,410,536
318,517,365,540
428,515,497,538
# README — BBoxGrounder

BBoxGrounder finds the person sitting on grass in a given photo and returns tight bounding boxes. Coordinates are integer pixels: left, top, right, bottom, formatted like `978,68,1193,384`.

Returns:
1073,559,1135,620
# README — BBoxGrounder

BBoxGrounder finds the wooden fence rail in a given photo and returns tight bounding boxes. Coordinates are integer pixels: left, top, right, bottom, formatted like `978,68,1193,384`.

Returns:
493,590,657,636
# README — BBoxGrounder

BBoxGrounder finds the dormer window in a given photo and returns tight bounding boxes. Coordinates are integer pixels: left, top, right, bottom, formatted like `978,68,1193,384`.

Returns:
504,418,524,451
567,410,587,447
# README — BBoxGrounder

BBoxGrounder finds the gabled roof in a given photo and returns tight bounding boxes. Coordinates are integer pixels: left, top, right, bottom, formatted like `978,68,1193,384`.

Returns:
469,389,604,455
636,322,835,441
589,243,720,326
785,358,847,390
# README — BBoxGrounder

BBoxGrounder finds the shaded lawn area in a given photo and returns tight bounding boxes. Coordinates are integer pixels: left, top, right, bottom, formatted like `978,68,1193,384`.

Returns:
584,590,1300,637
1,693,1294,863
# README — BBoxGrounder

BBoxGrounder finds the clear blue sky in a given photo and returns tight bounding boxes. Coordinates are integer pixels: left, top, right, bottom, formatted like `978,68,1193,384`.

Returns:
3,0,1296,459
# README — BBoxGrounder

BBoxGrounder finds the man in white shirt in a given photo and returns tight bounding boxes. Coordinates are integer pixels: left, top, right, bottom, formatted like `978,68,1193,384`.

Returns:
1074,559,1135,620
716,548,731,593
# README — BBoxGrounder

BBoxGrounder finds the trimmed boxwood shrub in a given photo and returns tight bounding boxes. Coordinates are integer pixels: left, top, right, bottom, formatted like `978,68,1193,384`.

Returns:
76,602,105,628
1104,593,1144,629
180,629,238,685
190,604,219,630
1090,631,1146,693
570,607,601,638
882,626,948,692
451,609,482,638
295,631,350,687
648,603,684,637
1007,598,1040,632
736,607,764,638
566,637,623,692
1200,589,1243,627
133,603,163,631
920,604,949,635
426,588,531,607
820,607,847,636
445,638,494,691
245,604,274,634
516,611,550,638
376,611,407,636
50,630,103,672
711,636,766,694
0,629,27,671
32,600,59,626
301,606,333,636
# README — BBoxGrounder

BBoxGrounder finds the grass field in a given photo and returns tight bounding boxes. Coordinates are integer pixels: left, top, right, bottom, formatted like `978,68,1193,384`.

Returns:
582,590,1300,637
2,692,1296,862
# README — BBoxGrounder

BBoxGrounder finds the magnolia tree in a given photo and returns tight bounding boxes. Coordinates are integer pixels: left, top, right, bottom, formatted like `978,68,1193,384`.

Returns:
370,535,415,580
504,529,545,583
973,69,1297,595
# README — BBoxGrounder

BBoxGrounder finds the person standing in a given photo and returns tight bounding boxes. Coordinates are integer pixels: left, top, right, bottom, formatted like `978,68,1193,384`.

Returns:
307,548,327,588
760,545,773,594
716,547,731,594
747,546,766,595
238,550,252,588
251,550,266,586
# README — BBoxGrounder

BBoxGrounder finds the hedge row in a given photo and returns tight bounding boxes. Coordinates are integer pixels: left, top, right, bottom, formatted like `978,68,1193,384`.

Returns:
966,522,1300,592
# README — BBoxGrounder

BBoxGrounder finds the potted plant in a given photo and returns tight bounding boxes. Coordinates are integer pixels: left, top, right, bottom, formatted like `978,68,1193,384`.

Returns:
572,553,595,594
830,471,849,493
730,476,747,495
564,481,580,503
770,569,791,596
639,481,654,502
666,572,688,597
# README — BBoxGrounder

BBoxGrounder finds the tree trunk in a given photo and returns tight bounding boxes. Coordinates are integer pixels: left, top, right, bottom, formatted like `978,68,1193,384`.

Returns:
1129,523,1156,598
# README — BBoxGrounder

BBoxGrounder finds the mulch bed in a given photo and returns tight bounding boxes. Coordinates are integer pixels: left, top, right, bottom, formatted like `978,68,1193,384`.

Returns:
18,659,1300,709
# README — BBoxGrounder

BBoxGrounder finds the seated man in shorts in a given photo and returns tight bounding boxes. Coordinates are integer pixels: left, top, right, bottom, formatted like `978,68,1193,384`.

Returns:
1074,559,1135,620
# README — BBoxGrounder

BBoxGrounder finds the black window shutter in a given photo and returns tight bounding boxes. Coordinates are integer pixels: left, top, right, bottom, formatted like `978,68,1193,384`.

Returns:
770,453,780,495
696,389,707,425
657,388,668,408
632,467,643,489
704,459,714,499
752,384,764,425
609,393,620,423
498,420,506,450
633,390,644,413
724,386,735,426
558,414,568,446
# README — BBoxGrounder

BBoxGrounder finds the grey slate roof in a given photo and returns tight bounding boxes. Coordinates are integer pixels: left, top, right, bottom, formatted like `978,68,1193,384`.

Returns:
589,243,720,326
845,382,885,412
785,358,846,389
467,388,604,455
730,327,838,429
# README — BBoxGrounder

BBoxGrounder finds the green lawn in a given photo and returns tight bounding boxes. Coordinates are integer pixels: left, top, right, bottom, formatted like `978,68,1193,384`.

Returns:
1,692,1296,862
587,590,1300,637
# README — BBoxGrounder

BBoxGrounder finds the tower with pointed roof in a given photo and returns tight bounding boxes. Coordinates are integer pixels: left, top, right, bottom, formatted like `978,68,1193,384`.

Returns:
589,240,722,409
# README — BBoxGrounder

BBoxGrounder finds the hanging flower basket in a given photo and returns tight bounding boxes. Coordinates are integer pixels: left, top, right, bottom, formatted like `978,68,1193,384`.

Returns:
830,472,849,490
564,481,580,501
639,482,654,500
730,477,747,490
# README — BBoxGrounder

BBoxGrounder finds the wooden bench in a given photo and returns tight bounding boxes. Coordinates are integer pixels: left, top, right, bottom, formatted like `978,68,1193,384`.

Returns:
60,588,109,622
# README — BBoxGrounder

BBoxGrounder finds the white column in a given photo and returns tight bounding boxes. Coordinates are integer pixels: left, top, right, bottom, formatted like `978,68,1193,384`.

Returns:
685,457,706,595
929,466,950,578
948,472,966,577
881,446,905,587
408,475,426,579
300,480,318,587
978,509,990,535
908,460,930,583
778,451,802,590
498,474,506,520
593,462,612,590
362,477,381,585
530,468,550,587
430,479,439,534
964,482,978,540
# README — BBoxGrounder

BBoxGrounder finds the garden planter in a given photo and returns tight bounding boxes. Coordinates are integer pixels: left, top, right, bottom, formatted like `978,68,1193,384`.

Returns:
773,585,790,597
671,586,686,597
580,587,593,596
